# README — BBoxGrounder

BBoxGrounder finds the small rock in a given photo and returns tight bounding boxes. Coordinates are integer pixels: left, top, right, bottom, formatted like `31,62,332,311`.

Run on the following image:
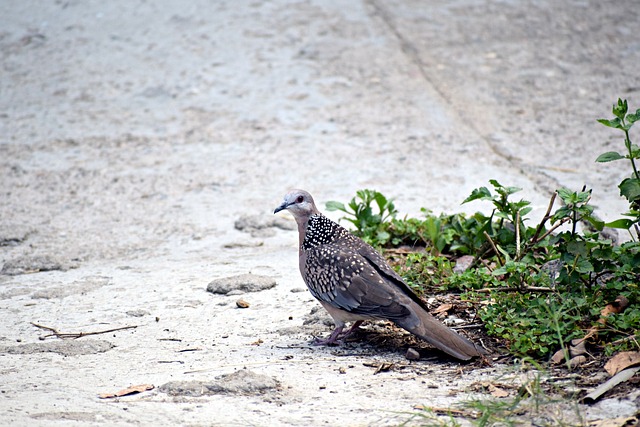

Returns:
0,339,114,356
0,225,31,247
159,370,278,396
453,255,475,273
1,255,70,276
236,299,250,308
206,273,276,295
405,348,420,361
126,309,150,317
235,214,296,235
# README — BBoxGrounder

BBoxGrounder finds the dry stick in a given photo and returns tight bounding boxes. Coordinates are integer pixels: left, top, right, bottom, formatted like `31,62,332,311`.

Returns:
515,210,521,260
478,257,494,272
483,231,503,266
535,216,571,242
31,322,137,339
610,334,640,346
530,192,557,244
474,286,555,293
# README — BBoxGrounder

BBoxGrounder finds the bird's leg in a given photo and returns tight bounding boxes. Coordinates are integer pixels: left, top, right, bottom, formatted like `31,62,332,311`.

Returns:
313,326,344,346
313,320,364,346
339,320,364,339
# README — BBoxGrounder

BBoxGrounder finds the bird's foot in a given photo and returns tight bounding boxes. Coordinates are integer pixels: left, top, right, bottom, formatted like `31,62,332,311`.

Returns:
312,326,344,346
313,321,365,346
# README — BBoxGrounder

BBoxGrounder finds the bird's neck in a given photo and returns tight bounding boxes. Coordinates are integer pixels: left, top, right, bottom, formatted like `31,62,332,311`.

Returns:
299,214,339,252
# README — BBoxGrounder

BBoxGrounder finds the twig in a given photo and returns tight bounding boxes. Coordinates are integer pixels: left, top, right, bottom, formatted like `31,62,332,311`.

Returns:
478,257,494,272
515,210,521,260
474,286,555,293
451,324,484,329
483,231,503,266
610,334,640,346
31,322,137,339
536,217,571,242
413,405,480,419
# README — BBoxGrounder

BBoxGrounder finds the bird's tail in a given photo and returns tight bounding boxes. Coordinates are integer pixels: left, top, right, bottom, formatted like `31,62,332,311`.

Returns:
394,301,486,361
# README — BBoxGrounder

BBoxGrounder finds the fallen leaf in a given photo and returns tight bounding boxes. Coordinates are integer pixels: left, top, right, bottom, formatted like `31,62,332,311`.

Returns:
432,303,453,317
489,384,509,398
236,299,250,308
567,355,587,368
98,384,154,399
551,348,568,364
588,416,640,427
604,351,640,376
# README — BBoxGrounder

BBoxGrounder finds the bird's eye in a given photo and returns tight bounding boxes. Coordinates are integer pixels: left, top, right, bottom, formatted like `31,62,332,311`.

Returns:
296,195,304,203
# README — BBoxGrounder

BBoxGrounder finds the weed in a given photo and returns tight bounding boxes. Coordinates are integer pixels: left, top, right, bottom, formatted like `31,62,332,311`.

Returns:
327,99,640,359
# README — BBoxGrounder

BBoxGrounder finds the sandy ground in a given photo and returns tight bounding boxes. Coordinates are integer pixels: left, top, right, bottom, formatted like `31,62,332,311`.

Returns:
1,0,639,425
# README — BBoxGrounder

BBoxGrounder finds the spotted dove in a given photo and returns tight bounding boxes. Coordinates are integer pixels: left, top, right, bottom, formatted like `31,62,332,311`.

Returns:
274,189,485,361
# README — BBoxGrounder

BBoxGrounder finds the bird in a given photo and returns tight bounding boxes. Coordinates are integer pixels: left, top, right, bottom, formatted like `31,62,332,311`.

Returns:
274,189,485,361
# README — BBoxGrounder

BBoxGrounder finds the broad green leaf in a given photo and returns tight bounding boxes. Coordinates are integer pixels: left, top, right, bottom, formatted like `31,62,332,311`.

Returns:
462,187,492,204
373,191,388,212
584,215,605,231
574,258,594,273
619,178,640,201
604,218,634,229
567,240,587,257
325,201,346,212
597,118,622,129
519,207,533,217
556,188,574,202
596,151,625,162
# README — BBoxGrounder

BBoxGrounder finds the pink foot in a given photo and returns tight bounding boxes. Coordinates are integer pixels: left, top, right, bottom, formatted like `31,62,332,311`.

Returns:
313,321,364,346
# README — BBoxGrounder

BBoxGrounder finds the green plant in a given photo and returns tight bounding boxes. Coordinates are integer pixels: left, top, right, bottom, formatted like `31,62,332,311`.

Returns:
597,98,640,234
326,189,397,246
330,98,640,359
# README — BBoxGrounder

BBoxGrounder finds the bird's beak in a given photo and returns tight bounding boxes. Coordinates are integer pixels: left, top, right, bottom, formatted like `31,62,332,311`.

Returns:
273,201,289,214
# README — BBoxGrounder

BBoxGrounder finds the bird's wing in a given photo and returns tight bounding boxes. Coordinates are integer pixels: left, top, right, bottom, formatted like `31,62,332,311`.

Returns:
302,245,412,320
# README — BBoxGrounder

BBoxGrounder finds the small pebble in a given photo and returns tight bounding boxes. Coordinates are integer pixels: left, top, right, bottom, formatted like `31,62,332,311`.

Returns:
405,348,420,361
236,299,250,308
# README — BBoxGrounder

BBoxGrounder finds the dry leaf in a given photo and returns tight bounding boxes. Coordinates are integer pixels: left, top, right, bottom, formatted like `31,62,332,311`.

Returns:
551,348,567,364
236,299,250,308
489,384,509,398
588,416,640,427
98,384,154,399
567,355,587,368
604,351,640,376
433,303,453,316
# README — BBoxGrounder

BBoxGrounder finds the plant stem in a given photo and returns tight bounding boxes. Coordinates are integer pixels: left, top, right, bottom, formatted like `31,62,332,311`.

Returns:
623,127,640,180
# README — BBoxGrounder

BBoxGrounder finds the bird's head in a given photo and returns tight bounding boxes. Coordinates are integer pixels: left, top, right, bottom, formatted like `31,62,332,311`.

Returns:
274,189,319,221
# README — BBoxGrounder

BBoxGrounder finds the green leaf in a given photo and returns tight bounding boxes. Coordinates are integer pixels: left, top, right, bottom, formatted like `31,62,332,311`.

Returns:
597,118,622,129
462,187,492,204
574,258,594,274
584,216,605,231
325,201,346,212
619,178,640,202
613,98,628,119
519,207,533,217
596,151,625,162
567,240,587,257
605,218,634,229
556,188,574,202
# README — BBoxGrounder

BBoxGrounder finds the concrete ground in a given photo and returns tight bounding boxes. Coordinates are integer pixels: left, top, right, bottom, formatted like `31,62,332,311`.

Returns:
1,0,638,425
